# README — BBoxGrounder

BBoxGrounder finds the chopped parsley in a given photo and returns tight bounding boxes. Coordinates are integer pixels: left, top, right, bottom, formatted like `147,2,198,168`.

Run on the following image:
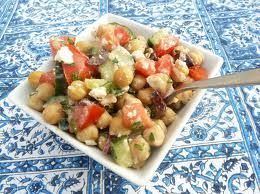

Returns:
131,121,144,131
103,81,125,97
149,133,155,142
71,72,79,81
134,143,143,151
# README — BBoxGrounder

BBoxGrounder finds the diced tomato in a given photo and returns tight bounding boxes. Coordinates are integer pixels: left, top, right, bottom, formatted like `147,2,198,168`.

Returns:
63,45,96,84
122,103,153,129
73,104,105,130
114,26,130,46
134,58,156,77
39,71,55,86
49,36,75,56
155,54,174,75
189,65,208,81
154,35,179,57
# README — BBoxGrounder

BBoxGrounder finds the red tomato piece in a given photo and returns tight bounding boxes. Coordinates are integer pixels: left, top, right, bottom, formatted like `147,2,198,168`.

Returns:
122,103,153,129
189,65,208,80
39,71,55,86
62,45,94,84
73,104,105,130
49,36,75,56
134,58,156,77
155,35,179,57
114,26,130,46
155,54,174,75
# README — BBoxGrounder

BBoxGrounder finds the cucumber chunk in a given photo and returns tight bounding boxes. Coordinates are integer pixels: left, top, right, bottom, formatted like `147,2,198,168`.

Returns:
111,136,133,167
147,29,169,47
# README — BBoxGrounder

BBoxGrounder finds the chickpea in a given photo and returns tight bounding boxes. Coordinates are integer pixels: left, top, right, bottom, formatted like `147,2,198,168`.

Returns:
176,90,193,104
143,121,165,147
28,71,44,88
127,36,147,53
68,80,87,101
35,83,55,101
42,102,64,124
28,94,44,111
137,87,154,105
168,97,182,110
113,68,134,88
188,50,204,66
76,124,99,143
117,93,142,109
129,135,150,168
161,107,176,126
109,116,131,137
154,119,167,134
96,111,112,129
98,134,108,151
131,74,146,90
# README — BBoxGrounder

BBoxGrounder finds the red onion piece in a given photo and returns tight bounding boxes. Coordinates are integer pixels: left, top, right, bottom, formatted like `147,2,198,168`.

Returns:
102,136,111,154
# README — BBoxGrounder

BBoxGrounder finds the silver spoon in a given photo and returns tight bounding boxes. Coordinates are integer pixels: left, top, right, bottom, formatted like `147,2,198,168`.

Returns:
166,68,260,105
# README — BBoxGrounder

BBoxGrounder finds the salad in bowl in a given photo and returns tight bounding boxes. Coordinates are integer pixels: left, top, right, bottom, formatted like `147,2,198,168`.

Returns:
26,22,208,168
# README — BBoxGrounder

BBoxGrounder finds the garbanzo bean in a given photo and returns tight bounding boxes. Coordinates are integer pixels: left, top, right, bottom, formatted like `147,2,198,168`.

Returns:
28,94,44,111
131,74,146,90
96,111,112,129
42,102,64,124
127,36,147,53
113,68,134,88
129,135,150,168
28,71,44,88
143,121,165,147
109,116,131,137
137,87,154,105
35,83,55,101
76,124,99,143
161,107,176,126
188,50,204,66
68,80,87,101
176,90,193,104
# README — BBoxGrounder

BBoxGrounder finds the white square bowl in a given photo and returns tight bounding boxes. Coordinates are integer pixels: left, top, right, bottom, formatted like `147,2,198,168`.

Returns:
8,13,223,186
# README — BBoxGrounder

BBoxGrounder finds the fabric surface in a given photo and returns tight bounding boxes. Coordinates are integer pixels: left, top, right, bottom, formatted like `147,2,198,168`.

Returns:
0,0,259,193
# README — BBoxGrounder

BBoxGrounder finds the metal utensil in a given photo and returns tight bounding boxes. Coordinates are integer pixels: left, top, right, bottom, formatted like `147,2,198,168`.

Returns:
166,68,260,105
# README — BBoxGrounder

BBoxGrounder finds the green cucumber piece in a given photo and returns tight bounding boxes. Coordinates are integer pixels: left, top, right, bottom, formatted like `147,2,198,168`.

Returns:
111,136,133,167
85,79,107,89
147,29,169,47
99,60,117,81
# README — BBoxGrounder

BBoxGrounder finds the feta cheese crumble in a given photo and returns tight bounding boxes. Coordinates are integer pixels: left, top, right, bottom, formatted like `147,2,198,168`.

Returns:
89,87,107,100
54,46,74,64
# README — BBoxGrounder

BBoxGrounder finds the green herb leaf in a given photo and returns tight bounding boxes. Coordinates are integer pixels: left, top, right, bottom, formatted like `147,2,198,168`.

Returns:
72,72,79,81
134,143,143,151
149,133,155,142
131,121,144,131
67,37,74,45
112,57,119,64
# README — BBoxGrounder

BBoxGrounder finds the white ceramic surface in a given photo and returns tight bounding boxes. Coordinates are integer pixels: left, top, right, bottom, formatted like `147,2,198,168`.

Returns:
8,13,223,186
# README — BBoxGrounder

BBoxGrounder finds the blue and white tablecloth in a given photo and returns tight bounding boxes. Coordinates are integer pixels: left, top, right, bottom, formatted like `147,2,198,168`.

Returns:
0,0,259,193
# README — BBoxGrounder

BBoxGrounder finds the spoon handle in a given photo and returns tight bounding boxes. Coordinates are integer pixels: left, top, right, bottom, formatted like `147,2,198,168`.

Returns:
167,68,260,103
184,68,260,91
